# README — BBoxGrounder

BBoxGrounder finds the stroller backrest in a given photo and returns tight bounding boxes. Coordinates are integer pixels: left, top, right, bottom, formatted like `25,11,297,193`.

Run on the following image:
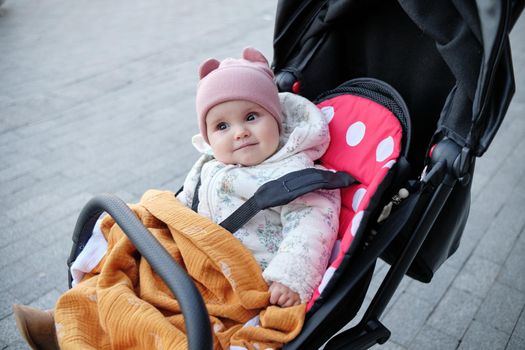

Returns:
273,0,455,172
306,78,408,310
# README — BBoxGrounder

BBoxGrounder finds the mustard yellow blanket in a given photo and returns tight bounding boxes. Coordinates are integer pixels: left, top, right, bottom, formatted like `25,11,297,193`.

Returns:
54,190,305,349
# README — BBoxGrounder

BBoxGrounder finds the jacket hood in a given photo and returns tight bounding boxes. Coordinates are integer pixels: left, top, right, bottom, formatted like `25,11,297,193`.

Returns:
192,92,330,163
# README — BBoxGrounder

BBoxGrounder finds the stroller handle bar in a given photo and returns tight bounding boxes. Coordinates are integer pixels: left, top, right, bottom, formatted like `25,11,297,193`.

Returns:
67,194,213,350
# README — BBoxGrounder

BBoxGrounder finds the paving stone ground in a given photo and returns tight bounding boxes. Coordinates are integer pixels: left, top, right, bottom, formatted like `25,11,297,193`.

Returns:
0,1,524,349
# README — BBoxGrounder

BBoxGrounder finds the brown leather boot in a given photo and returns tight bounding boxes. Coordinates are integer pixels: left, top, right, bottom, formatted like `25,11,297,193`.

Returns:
12,304,59,350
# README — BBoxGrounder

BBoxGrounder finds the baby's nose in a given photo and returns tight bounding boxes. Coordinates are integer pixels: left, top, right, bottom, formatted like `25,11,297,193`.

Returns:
234,126,250,139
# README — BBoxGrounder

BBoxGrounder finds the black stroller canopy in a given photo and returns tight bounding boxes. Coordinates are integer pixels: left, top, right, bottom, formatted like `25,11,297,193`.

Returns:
273,0,522,162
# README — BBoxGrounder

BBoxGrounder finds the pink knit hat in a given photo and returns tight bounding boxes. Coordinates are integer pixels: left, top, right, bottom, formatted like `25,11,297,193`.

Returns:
195,47,282,143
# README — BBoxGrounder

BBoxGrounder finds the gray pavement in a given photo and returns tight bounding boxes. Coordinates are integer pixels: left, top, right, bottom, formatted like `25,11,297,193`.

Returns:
0,1,524,349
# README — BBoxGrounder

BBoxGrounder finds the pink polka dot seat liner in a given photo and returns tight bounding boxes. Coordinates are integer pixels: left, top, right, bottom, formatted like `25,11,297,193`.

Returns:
307,94,403,310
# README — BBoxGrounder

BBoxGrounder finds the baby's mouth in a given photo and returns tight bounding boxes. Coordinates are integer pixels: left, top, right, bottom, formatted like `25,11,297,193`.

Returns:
234,142,257,151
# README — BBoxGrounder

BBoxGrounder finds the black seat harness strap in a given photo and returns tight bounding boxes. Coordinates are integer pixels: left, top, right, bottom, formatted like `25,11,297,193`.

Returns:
191,168,356,233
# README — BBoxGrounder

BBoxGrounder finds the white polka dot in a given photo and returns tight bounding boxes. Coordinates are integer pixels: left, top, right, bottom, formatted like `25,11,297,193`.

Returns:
329,240,341,263
383,160,396,168
346,121,366,146
321,106,335,123
350,211,364,236
352,188,367,212
376,136,394,162
318,266,336,293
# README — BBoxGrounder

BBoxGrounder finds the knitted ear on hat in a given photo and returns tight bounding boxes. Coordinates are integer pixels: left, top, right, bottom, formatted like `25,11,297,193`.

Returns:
242,47,269,65
199,58,220,79
242,47,274,78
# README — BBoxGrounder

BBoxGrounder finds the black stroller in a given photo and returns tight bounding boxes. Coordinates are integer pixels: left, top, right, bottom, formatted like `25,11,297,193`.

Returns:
67,0,524,349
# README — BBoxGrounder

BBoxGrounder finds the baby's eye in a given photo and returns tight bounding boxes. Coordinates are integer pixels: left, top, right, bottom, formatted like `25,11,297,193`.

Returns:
217,122,228,130
246,113,258,121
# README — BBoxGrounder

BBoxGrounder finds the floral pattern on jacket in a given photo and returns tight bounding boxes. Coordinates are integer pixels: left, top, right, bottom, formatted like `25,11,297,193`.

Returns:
177,92,340,303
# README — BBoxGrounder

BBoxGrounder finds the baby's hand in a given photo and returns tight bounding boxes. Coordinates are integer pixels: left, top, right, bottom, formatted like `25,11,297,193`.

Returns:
268,282,301,307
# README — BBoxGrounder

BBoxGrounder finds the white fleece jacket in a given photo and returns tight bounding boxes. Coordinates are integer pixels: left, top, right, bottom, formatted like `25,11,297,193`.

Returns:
177,92,340,302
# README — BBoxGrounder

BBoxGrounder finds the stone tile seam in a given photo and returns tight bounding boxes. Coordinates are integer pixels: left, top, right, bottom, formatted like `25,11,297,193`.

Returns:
492,221,525,284
4,196,83,227
471,132,525,203
447,253,525,341
504,304,525,348
405,324,460,350
454,200,525,271
427,286,484,341
52,12,273,94
446,279,525,344
402,284,464,338
0,287,61,323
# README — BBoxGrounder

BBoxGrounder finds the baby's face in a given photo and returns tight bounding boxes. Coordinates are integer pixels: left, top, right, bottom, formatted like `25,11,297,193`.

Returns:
206,100,280,166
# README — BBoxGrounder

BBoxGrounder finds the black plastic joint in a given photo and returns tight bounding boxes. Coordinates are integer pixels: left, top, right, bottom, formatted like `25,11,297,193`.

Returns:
365,319,391,344
275,70,298,92
430,138,472,183
454,146,473,185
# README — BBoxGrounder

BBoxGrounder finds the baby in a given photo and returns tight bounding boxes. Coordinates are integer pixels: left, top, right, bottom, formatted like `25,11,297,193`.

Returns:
176,47,341,307
12,47,340,349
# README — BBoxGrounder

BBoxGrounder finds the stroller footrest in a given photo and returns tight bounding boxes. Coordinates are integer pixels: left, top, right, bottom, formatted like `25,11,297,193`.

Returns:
324,319,391,350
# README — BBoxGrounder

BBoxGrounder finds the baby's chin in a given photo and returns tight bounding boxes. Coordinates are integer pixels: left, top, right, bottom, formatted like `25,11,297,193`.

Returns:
219,154,266,167
233,157,264,167
236,149,277,166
